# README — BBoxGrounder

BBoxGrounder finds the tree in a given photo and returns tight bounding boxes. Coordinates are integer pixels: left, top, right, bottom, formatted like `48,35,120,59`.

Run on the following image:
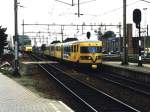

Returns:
18,35,31,46
102,31,116,38
0,26,8,58
95,27,103,40
63,38,78,42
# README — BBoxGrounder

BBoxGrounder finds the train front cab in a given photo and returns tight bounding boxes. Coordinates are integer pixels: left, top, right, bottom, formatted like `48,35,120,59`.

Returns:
78,41,103,69
62,41,102,69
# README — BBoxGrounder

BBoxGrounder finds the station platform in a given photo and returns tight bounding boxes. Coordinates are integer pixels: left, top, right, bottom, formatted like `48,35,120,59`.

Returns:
0,73,74,112
103,61,150,74
22,61,58,64
102,61,150,83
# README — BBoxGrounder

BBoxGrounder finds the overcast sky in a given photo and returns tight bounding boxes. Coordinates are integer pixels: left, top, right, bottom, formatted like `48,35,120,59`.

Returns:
0,0,150,43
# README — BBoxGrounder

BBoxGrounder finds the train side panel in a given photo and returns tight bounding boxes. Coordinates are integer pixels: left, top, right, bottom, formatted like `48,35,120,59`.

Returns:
44,40,102,69
44,46,50,55
49,44,55,57
55,43,62,59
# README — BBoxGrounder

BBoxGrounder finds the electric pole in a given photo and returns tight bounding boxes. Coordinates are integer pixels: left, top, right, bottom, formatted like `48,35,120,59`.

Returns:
143,8,147,55
61,25,64,42
22,20,24,37
78,0,80,17
72,0,74,6
122,0,128,65
13,0,20,76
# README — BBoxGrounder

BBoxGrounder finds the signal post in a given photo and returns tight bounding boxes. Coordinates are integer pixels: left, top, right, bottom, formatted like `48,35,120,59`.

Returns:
133,9,142,67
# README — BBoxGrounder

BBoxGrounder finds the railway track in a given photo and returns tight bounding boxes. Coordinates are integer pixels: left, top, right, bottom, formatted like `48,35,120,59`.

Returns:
93,72,150,96
29,53,140,112
56,62,150,95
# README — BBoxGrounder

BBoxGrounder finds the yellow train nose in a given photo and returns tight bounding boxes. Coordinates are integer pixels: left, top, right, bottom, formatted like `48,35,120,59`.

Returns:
92,56,96,61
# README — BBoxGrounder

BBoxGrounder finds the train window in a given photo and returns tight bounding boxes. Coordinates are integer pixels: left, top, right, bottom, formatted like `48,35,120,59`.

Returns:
64,46,66,52
98,47,102,53
69,46,71,52
67,46,69,52
58,46,61,51
72,45,74,52
80,46,102,53
51,46,54,51
66,46,68,52
76,45,79,52
74,45,76,52
70,46,72,52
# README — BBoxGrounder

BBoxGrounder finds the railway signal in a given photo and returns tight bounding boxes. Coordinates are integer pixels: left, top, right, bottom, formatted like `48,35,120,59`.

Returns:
133,9,141,29
87,31,91,39
133,9,142,66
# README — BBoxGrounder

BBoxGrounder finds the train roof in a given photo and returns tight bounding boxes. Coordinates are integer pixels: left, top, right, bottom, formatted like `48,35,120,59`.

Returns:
63,40,102,44
48,40,102,46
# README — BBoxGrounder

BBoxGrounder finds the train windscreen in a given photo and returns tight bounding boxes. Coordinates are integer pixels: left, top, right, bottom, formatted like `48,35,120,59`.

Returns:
80,46,102,53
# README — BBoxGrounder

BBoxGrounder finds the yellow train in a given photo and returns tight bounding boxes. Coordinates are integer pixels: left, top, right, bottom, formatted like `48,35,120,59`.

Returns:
23,45,32,53
44,40,103,69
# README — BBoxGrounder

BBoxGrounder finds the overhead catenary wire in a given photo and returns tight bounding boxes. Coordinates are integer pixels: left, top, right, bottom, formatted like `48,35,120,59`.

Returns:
89,0,142,18
55,0,96,17
140,0,150,3
73,0,96,5
55,0,143,19
55,0,73,6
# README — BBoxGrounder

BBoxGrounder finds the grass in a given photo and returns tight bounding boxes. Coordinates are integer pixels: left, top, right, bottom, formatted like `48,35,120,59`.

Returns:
0,68,12,76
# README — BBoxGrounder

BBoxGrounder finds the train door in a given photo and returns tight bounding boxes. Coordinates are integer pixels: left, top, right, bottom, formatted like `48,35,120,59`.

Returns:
61,44,64,59
72,44,76,62
75,44,79,62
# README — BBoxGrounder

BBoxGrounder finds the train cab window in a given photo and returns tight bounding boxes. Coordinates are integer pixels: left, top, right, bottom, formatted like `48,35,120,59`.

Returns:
98,47,102,53
80,46,102,53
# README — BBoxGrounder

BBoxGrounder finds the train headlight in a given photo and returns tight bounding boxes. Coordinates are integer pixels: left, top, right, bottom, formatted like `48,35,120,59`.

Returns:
88,56,91,59
92,64,97,69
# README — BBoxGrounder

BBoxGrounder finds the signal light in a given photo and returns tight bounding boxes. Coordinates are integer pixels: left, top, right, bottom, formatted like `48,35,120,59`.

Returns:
87,32,91,39
133,9,141,29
